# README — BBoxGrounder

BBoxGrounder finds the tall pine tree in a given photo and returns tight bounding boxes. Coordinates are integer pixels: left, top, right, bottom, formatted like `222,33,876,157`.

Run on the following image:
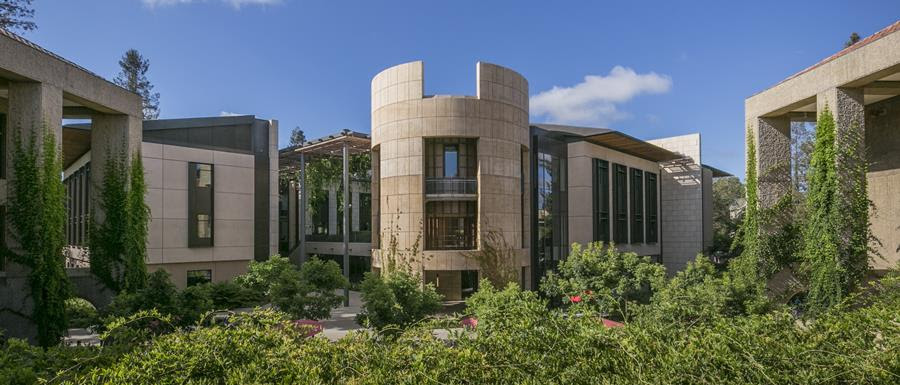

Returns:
114,49,161,120
0,0,37,32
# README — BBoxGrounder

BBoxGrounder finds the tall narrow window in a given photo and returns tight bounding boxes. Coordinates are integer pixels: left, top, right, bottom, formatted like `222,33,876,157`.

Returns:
0,206,5,271
646,172,658,243
0,113,6,179
359,193,371,231
189,163,214,247
631,168,644,244
443,144,458,178
612,163,628,244
592,159,610,242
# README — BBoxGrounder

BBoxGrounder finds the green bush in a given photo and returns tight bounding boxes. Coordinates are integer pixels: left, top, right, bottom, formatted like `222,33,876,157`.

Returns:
105,269,179,321
641,255,733,325
65,297,100,329
269,258,347,320
540,242,665,319
234,254,296,297
357,271,442,330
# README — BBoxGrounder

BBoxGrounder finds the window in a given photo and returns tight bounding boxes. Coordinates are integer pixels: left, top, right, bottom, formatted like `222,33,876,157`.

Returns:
444,145,458,178
0,113,6,179
631,168,644,244
187,269,212,286
0,206,5,271
612,164,628,244
189,163,214,247
311,194,329,235
592,159,610,242
359,193,371,231
646,172,658,243
425,201,476,250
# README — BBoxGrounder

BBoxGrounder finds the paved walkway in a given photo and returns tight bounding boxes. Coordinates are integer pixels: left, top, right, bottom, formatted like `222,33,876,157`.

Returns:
319,290,366,340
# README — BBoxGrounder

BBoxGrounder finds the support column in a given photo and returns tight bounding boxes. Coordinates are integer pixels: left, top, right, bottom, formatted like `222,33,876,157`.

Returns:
90,113,142,223
342,141,350,306
754,115,791,208
817,87,865,152
297,152,306,265
6,82,63,168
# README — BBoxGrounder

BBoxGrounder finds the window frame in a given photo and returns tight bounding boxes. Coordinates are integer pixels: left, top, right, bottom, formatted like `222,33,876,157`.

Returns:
188,162,214,247
612,163,628,244
592,158,610,242
645,172,659,244
631,168,644,244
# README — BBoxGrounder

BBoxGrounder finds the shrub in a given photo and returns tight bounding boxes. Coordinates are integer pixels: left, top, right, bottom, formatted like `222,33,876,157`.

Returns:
269,258,347,320
642,255,732,325
540,242,665,319
104,269,178,322
234,254,296,297
65,298,100,329
356,271,442,330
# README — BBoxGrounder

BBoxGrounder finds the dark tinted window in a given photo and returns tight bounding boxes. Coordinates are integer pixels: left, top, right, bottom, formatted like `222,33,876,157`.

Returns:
189,163,214,247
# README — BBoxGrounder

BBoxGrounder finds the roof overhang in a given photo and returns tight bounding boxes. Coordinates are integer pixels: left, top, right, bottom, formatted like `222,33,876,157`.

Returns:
280,130,371,168
531,123,683,162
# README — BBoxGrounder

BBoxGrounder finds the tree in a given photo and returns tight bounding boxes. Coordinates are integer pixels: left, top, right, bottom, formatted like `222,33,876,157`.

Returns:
0,0,36,32
710,177,744,260
114,49,161,120
5,128,70,347
289,126,305,147
844,32,861,48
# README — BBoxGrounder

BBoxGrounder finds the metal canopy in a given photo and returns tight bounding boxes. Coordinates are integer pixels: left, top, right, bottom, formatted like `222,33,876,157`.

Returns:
279,130,370,167
279,130,371,307
531,123,683,162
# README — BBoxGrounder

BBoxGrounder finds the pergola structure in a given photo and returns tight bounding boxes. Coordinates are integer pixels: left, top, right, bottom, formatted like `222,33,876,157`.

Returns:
280,129,370,306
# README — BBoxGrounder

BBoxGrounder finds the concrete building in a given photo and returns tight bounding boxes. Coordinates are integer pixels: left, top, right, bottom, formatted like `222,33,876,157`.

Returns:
746,21,900,271
64,115,279,288
364,61,725,300
0,29,142,339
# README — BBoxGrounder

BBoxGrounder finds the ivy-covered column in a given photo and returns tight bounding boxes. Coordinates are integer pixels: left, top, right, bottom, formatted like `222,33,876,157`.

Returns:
753,115,791,209
90,113,142,223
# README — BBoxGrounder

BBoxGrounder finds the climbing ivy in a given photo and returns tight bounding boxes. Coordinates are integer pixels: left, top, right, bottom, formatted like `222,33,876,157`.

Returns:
123,153,150,292
727,126,764,307
89,148,150,293
89,148,128,292
802,106,872,314
5,128,70,347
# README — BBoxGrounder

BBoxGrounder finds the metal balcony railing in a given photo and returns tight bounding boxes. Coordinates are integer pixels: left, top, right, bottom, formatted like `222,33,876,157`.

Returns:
425,178,477,195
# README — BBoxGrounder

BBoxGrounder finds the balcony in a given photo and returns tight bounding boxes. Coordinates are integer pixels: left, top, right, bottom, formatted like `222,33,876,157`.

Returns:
425,178,477,199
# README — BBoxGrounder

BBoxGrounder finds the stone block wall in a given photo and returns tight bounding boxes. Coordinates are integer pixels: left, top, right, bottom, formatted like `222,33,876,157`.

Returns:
647,133,705,273
370,61,530,284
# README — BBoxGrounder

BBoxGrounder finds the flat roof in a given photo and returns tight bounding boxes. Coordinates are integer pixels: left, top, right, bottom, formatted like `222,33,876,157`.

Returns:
279,130,371,167
752,20,900,98
531,123,683,162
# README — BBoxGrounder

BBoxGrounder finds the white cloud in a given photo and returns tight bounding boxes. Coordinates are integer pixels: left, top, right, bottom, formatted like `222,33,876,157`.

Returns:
530,66,672,126
219,111,243,116
142,0,282,9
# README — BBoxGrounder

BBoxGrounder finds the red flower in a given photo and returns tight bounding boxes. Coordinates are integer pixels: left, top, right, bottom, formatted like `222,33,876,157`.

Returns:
569,295,582,303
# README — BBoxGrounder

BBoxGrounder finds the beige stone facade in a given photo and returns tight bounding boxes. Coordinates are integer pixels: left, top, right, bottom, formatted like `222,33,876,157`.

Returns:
371,61,530,299
745,21,900,271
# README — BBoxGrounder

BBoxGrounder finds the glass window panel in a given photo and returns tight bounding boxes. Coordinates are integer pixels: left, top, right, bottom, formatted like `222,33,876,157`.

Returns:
444,145,458,178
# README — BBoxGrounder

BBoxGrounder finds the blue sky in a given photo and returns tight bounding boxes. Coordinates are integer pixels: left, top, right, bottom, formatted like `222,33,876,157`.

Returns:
24,0,900,177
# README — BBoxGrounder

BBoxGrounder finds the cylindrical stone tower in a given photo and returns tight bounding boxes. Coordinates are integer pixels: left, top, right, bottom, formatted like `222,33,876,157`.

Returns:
370,61,531,299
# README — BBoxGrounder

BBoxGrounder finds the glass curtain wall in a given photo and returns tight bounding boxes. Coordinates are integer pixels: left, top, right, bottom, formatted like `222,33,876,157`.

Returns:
531,131,568,284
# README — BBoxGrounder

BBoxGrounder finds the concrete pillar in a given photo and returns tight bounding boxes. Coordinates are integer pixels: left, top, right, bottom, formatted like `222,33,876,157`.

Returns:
1,81,62,343
817,87,865,152
90,113,142,223
342,141,350,306
6,82,63,167
754,115,791,208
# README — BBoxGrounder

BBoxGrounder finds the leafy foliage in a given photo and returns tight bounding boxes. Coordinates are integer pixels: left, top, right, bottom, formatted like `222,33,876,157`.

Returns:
122,154,150,292
540,242,665,319
268,258,347,320
802,106,872,314
0,0,36,32
710,176,744,259
90,151,151,293
357,271,442,330
65,298,100,329
113,49,160,120
5,128,70,347
463,228,518,288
